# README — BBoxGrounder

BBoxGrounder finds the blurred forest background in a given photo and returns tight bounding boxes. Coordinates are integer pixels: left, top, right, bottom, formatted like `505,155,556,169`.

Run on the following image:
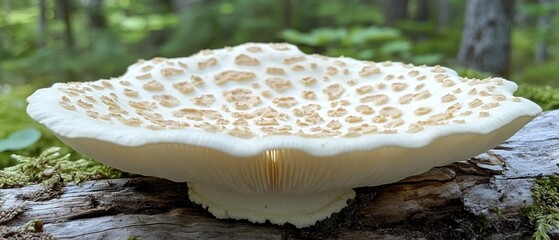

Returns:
0,0,558,168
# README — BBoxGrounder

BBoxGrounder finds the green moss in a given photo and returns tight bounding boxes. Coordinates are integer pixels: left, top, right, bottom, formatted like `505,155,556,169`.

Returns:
0,148,125,238
0,202,53,239
522,175,559,240
475,213,491,234
516,84,559,111
454,67,494,80
0,219,55,239
0,147,125,188
515,60,559,88
21,174,65,201
21,219,45,233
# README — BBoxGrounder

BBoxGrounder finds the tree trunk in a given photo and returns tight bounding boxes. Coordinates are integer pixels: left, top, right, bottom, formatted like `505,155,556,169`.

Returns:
55,0,74,51
456,0,514,76
173,0,196,13
38,0,48,49
516,0,529,27
415,0,429,22
85,0,106,30
159,0,175,13
436,0,450,30
142,0,175,50
282,0,292,29
386,0,408,24
1,0,11,51
535,0,556,63
2,110,558,239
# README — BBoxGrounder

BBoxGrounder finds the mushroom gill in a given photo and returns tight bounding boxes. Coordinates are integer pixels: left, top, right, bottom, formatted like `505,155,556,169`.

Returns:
27,43,542,228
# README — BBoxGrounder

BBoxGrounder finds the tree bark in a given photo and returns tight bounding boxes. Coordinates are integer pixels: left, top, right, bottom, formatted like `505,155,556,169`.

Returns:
142,0,175,50
38,0,48,49
456,0,514,77
2,110,558,239
415,0,429,22
85,0,106,30
386,0,408,24
55,0,74,51
535,0,556,63
436,0,450,30
158,0,175,13
282,0,292,29
173,0,197,14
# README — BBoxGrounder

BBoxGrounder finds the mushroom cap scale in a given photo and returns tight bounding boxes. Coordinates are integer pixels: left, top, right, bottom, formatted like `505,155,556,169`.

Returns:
27,43,542,227
27,43,541,157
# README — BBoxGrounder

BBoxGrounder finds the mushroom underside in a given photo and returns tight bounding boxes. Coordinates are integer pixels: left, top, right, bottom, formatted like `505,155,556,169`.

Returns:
54,115,534,227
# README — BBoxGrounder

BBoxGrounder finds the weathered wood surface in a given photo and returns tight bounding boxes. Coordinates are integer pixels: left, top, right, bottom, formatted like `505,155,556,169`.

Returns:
1,110,558,239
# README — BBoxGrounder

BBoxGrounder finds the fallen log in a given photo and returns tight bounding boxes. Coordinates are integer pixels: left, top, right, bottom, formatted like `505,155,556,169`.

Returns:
1,110,558,239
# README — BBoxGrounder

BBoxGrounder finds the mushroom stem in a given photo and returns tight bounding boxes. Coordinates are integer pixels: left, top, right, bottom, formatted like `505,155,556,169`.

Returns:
188,183,356,228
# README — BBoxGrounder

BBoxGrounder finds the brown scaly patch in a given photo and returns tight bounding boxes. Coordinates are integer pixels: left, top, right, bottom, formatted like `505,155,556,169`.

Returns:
0,219,56,240
0,203,27,225
18,174,64,202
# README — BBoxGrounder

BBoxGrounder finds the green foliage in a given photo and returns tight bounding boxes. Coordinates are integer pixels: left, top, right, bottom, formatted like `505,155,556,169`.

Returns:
316,0,384,26
0,86,43,167
108,12,179,44
281,26,445,65
162,0,286,57
511,30,538,72
399,24,463,61
518,0,559,43
516,60,559,88
511,1,559,86
534,213,559,240
1,35,141,86
0,86,36,140
0,4,38,58
511,28,559,87
522,175,559,240
0,128,41,152
0,147,124,188
0,0,557,87
0,85,81,168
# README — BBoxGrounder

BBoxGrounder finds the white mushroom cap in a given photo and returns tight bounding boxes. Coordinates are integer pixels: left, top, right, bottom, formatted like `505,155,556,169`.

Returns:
27,43,542,227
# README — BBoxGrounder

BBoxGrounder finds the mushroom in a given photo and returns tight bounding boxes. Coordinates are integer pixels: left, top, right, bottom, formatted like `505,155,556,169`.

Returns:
27,43,542,228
